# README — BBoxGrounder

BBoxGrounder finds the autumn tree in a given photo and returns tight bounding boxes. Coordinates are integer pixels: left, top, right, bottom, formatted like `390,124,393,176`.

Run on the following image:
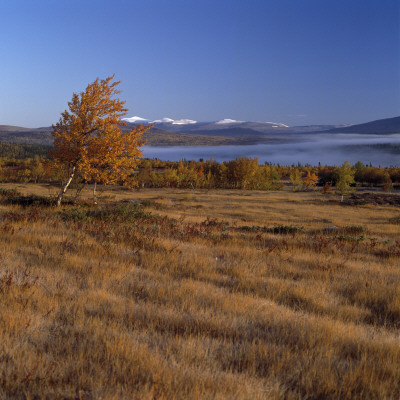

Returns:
51,75,152,206
230,157,259,189
303,170,318,190
28,156,46,183
289,169,303,191
336,161,355,201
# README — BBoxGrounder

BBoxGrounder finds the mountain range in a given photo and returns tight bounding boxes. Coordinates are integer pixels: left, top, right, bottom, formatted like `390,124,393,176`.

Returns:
121,116,337,135
0,115,399,147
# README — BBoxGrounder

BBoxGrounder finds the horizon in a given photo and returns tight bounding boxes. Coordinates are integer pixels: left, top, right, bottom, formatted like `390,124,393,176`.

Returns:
1,0,399,127
2,114,400,130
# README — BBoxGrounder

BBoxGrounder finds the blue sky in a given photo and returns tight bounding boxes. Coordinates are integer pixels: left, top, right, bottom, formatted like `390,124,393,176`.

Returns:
1,0,399,127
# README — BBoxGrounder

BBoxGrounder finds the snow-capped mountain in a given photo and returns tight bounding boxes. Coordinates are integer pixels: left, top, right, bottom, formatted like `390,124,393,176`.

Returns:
123,117,198,125
215,119,244,125
122,116,294,133
169,119,197,125
122,116,344,136
265,122,290,128
151,118,175,123
122,116,149,123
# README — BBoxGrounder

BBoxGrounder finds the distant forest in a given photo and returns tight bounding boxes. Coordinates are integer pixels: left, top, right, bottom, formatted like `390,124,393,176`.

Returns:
0,141,399,191
0,142,51,159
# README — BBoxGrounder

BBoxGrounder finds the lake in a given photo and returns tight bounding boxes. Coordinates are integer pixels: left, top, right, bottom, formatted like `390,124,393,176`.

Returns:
143,133,400,166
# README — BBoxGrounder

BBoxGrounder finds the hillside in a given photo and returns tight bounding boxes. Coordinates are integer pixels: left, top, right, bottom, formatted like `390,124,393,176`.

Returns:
325,116,400,134
0,125,33,132
0,126,265,146
142,128,255,145
0,129,53,145
172,127,267,138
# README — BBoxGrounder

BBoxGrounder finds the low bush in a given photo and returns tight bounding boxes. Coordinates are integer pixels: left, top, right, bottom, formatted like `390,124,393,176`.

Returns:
341,225,365,235
236,224,304,234
4,194,53,207
0,188,21,197
270,225,304,235
336,234,365,242
61,202,151,223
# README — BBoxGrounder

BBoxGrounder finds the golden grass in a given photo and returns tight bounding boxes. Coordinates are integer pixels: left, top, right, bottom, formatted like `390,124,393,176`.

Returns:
1,184,400,399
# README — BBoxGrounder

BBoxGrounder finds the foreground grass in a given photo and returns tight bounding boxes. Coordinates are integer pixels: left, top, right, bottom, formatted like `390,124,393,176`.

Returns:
1,184,400,399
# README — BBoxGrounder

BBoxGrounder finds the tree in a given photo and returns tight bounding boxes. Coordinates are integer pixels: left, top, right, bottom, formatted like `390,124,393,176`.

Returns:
289,169,303,191
336,161,355,201
51,75,152,206
231,157,259,189
303,170,318,190
354,161,366,183
28,156,46,183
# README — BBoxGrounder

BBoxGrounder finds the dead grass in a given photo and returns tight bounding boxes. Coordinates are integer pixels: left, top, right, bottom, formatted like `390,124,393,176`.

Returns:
0,184,400,399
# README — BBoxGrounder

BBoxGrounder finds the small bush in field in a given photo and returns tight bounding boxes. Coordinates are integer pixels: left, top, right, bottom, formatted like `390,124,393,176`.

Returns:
5,194,53,207
107,202,151,220
201,218,230,230
60,208,91,222
336,234,365,242
236,225,304,234
270,225,304,235
61,203,151,223
0,188,21,198
341,225,365,235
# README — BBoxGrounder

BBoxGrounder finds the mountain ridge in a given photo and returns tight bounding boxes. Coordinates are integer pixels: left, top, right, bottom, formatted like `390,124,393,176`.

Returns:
323,116,400,134
1,116,399,147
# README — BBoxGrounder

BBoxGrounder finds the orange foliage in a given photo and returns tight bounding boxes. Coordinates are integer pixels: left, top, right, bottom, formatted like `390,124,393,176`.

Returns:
303,170,318,189
51,75,152,196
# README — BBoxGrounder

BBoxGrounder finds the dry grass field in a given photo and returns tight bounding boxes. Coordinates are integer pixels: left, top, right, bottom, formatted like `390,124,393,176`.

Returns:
1,183,400,399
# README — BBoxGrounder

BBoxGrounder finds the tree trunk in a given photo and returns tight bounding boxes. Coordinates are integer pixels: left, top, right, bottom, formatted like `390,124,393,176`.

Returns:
57,166,76,207
74,183,86,204
93,181,98,205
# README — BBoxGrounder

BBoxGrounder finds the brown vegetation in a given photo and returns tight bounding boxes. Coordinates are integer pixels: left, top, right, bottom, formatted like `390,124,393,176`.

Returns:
1,184,400,399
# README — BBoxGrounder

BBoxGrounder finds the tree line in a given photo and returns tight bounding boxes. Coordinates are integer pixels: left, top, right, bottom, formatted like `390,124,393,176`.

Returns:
0,154,399,191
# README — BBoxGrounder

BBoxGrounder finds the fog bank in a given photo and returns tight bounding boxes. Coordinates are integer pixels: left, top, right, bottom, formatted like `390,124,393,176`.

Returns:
143,133,400,166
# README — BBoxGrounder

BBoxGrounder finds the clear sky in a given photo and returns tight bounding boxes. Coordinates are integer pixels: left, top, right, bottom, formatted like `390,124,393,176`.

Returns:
1,0,399,127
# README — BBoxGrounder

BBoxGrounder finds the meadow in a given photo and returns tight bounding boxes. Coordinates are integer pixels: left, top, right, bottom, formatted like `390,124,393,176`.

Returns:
1,183,400,399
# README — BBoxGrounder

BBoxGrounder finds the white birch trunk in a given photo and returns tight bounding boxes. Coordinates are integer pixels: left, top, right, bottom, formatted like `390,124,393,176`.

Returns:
56,166,76,207
93,181,97,205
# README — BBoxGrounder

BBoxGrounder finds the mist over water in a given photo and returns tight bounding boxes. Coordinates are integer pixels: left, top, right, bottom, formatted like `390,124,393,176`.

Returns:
143,133,400,166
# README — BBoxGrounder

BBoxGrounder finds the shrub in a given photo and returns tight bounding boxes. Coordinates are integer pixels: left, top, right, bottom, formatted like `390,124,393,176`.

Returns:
5,194,53,207
270,225,304,235
0,188,20,197
61,202,151,223
336,234,365,242
341,225,365,235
